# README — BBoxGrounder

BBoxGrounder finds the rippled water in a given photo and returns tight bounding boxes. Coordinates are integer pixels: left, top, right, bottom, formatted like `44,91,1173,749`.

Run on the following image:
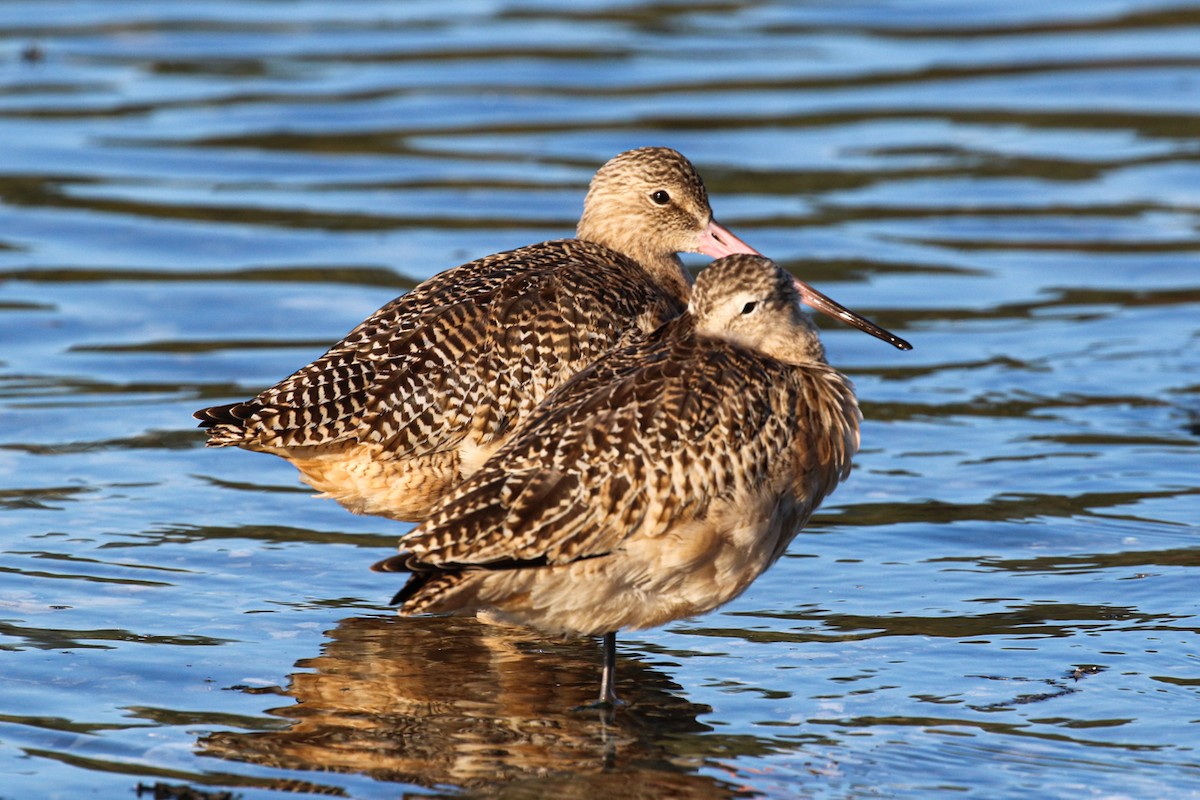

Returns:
1,1,1198,798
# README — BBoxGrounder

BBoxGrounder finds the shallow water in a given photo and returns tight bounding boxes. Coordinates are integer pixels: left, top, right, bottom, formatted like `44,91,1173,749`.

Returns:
1,1,1198,798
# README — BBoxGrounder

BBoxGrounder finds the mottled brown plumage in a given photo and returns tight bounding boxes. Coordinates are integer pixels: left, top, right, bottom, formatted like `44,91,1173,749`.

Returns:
374,254,912,704
194,147,759,520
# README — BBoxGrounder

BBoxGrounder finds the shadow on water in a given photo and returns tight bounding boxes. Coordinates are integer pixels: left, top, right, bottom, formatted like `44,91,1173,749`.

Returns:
197,615,754,798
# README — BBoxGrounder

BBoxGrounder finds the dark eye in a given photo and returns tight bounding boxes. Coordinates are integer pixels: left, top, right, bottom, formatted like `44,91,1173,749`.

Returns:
741,301,758,315
650,190,670,205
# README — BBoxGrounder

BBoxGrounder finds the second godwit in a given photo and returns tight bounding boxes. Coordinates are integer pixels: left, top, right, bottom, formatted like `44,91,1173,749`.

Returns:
193,148,759,521
374,254,912,704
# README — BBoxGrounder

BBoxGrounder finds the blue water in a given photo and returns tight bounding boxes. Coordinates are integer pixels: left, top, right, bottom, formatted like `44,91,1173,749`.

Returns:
1,1,1198,798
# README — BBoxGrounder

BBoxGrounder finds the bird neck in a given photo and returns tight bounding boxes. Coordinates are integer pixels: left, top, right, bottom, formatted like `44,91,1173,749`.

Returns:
576,216,692,302
639,252,693,302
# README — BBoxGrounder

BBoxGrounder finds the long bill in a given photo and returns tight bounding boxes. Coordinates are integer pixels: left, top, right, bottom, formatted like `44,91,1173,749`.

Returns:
793,278,912,351
694,222,911,350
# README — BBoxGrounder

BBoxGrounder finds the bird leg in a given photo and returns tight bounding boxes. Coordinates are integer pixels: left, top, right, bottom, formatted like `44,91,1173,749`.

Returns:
599,631,619,706
572,632,621,712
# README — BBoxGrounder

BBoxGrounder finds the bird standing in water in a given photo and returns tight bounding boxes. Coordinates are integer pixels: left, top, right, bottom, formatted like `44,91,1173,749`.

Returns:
194,148,759,521
374,254,912,705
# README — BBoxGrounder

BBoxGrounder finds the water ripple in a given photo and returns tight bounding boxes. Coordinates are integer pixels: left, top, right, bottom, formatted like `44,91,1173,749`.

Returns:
1,1,1198,797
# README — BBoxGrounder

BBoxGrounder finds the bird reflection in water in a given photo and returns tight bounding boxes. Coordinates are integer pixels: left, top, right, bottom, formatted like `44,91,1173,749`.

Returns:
198,615,748,797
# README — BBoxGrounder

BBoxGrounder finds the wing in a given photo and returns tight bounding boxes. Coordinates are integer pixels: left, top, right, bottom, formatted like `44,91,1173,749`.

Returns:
354,242,683,458
194,245,529,447
196,239,682,452
396,335,860,572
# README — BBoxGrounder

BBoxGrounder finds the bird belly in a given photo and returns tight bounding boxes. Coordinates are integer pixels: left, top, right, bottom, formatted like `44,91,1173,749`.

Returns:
440,503,803,637
284,444,462,522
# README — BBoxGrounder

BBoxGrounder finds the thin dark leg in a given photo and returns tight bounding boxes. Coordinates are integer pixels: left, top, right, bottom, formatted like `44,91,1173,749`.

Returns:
599,631,618,706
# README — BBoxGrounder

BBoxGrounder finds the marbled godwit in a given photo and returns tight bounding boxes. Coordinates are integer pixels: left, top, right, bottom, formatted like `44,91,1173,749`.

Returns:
374,254,912,705
193,147,759,521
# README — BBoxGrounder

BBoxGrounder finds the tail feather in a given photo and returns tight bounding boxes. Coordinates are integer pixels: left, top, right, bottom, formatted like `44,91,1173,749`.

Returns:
371,552,422,606
372,553,470,612
393,571,471,612
193,402,257,429
372,549,554,613
370,553,414,574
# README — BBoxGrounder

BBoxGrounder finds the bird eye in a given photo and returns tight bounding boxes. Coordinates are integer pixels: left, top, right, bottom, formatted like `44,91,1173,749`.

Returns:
741,301,758,315
650,190,670,205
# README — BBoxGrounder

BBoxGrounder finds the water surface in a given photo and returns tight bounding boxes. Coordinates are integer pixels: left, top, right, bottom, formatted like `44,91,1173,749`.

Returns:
1,1,1198,798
